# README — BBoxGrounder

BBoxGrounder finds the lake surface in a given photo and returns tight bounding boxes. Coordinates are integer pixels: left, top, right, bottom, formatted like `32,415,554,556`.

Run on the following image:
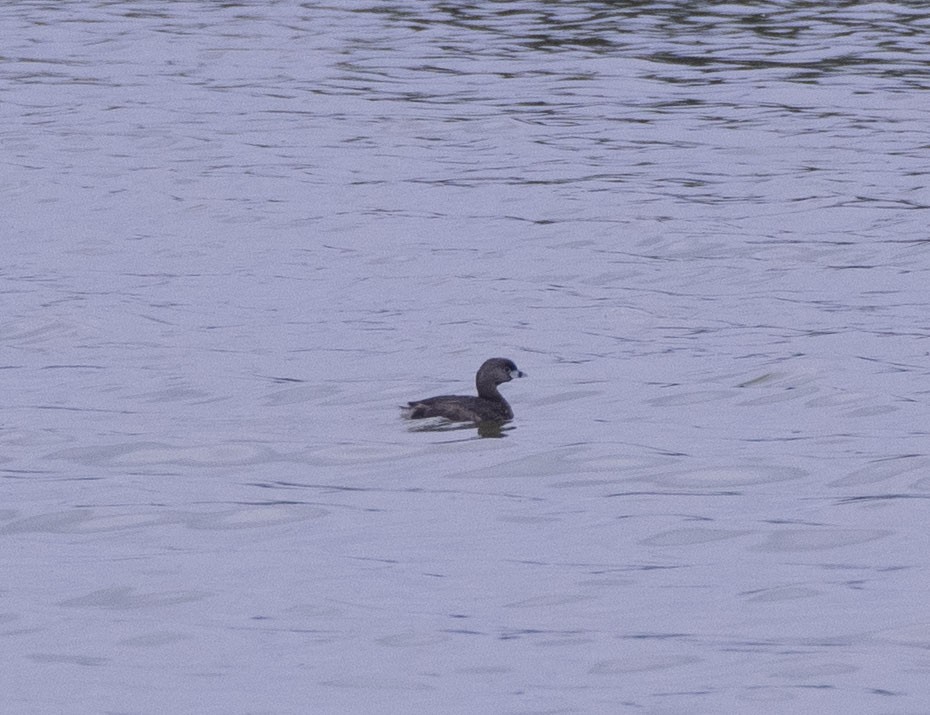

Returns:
3,1,930,712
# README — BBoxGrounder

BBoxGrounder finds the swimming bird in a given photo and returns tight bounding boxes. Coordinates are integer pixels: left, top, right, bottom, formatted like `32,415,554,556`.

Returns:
405,357,526,423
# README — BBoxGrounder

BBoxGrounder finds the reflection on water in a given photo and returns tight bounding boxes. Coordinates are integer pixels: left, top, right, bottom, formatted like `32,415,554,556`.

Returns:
407,418,512,439
3,1,930,712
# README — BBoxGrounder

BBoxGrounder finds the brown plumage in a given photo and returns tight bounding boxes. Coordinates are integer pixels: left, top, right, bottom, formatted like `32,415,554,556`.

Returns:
405,357,526,424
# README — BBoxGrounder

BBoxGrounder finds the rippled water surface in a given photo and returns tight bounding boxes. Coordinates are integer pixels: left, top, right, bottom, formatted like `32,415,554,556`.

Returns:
3,1,930,712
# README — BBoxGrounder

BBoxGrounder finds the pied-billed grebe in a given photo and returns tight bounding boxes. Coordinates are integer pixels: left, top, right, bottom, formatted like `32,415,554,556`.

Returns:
405,357,526,423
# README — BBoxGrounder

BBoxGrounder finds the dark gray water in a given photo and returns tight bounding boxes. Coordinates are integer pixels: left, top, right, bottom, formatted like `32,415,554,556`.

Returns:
3,2,930,712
